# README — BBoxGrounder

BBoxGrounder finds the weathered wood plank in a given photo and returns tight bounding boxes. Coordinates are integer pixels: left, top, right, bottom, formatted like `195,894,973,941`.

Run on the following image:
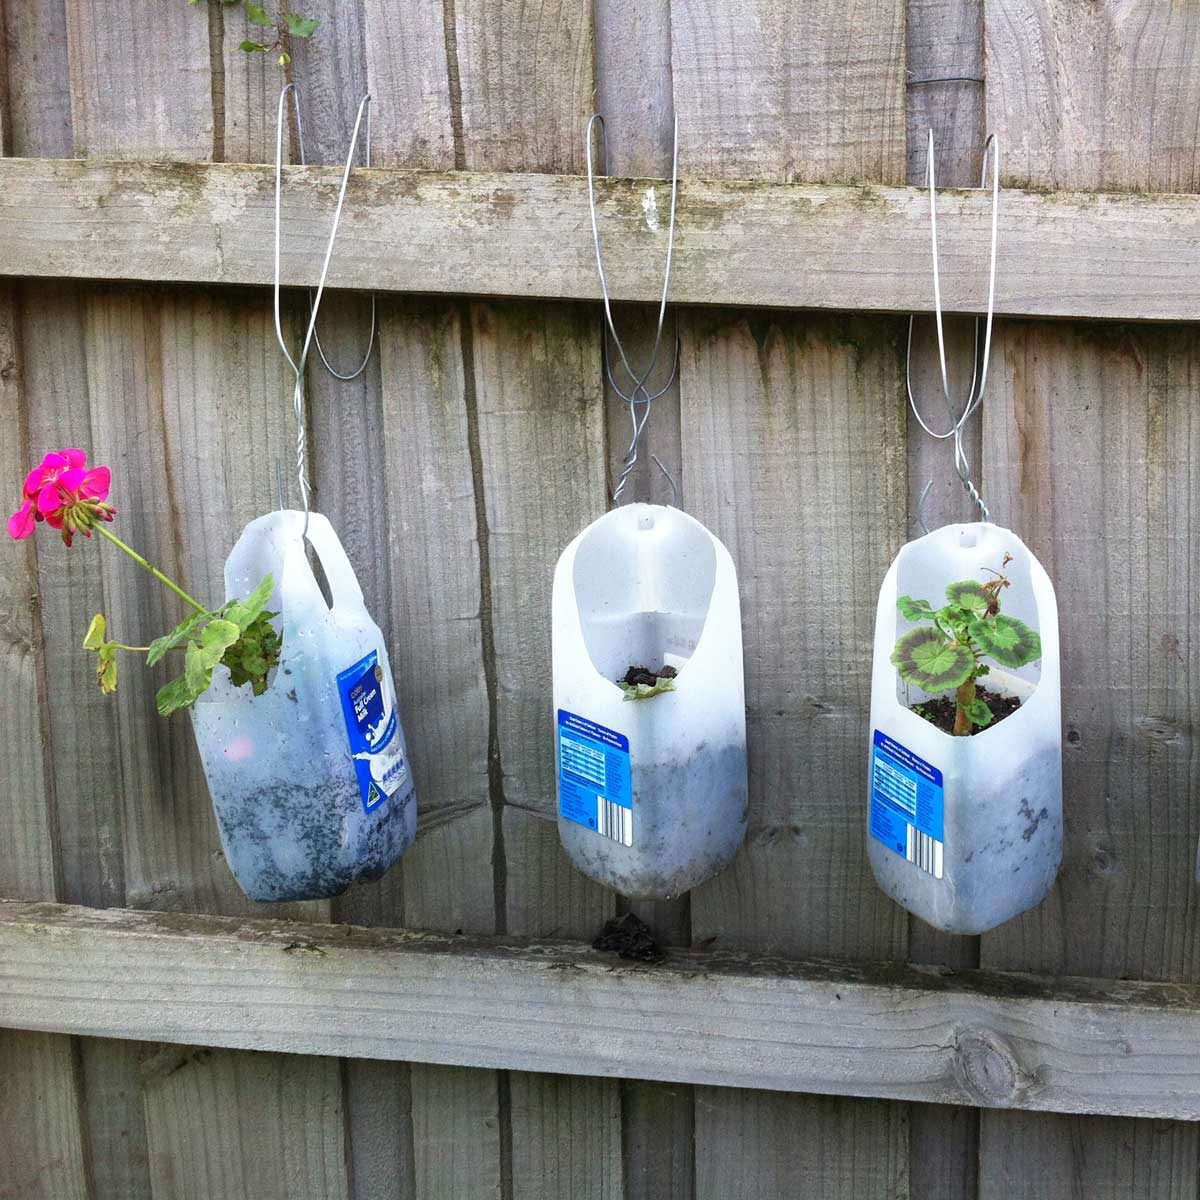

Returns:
595,6,693,1192
671,6,910,1194
2,157,1200,321
670,0,906,184
986,0,1200,193
3,13,147,1194
904,4,986,1195
7,901,1200,1120
0,1030,89,1200
453,3,620,1192
142,1045,348,1200
983,7,1200,1196
352,6,508,1197
678,309,910,1195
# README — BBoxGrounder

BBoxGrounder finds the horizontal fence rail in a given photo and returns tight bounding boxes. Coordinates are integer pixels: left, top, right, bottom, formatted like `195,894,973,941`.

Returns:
3,901,1200,1119
0,157,1198,321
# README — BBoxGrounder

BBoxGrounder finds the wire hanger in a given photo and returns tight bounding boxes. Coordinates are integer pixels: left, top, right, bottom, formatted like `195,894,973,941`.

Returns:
586,112,681,507
273,83,376,536
908,128,1000,533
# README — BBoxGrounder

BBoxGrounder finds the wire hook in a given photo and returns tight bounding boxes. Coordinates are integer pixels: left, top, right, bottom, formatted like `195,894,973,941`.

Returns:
273,84,374,536
586,112,681,506
907,128,1000,526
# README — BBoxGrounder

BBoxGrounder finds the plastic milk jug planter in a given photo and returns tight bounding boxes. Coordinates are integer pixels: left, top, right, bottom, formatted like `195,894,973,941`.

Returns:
552,503,748,898
868,522,1061,934
191,511,417,902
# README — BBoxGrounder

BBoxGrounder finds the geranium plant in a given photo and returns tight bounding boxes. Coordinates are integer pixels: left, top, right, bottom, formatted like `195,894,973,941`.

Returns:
891,554,1041,736
8,449,281,715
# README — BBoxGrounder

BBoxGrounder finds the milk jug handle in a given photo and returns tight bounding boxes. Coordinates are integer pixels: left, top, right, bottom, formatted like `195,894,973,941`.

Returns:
302,515,364,611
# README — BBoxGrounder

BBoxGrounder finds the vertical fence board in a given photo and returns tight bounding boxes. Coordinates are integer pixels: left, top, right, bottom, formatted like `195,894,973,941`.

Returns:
904,2,986,1196
670,0,906,182
678,311,909,1198
982,6,1200,1197
595,5,693,1195
56,5,349,1197
358,5,503,1196
671,4,910,1197
454,3,621,1195
142,1047,347,1200
3,8,139,1193
0,264,89,1200
986,0,1200,193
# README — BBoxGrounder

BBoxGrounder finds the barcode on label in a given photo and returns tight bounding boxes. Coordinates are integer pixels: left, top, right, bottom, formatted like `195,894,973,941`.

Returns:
906,824,943,879
597,796,633,847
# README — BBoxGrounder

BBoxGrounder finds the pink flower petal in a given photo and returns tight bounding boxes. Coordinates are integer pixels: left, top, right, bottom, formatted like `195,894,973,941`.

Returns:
62,448,87,469
79,465,111,501
44,509,64,529
37,482,64,516
23,465,51,498
59,468,86,492
40,452,67,470
6,501,34,540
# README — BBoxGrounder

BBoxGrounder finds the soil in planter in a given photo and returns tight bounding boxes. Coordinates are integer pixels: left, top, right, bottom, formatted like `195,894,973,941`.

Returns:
620,664,678,688
592,912,666,963
912,685,1021,736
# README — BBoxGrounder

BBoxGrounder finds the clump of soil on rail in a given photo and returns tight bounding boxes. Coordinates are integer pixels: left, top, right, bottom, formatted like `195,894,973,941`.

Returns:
592,912,665,964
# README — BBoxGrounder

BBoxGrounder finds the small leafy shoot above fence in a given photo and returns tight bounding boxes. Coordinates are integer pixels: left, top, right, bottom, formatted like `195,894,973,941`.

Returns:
191,0,320,68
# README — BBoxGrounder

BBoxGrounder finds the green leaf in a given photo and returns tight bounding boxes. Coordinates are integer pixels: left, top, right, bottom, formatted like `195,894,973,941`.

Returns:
199,619,240,664
222,576,274,632
277,51,291,66
968,614,1042,669
156,675,197,717
244,2,273,25
184,641,210,695
146,610,207,666
945,580,992,614
83,613,107,651
284,13,319,36
97,645,119,695
618,676,677,702
896,595,934,622
891,627,974,692
964,697,993,727
239,39,269,52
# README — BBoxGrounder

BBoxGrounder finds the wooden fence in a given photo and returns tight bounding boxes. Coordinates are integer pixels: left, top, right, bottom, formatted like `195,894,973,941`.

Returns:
1,2,1198,1198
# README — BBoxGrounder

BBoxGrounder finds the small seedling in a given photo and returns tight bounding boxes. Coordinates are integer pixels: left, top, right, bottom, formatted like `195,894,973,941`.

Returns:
891,554,1040,736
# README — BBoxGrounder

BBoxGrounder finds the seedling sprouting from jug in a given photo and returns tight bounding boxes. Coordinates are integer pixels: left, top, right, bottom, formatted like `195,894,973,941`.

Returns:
8,448,280,715
891,554,1041,736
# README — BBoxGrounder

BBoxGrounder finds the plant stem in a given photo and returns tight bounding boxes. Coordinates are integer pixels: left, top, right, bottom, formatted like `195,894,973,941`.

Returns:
111,642,150,653
954,676,976,737
94,525,209,615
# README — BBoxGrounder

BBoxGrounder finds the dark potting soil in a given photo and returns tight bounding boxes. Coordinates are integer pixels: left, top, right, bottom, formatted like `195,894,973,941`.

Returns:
621,664,678,688
592,912,666,964
912,686,1022,736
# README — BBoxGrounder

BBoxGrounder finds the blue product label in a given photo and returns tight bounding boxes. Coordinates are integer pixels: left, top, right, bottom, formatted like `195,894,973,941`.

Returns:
337,650,409,814
870,729,944,879
557,710,633,847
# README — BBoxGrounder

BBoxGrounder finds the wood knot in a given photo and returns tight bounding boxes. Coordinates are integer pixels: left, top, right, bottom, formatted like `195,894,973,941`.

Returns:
954,1030,1035,1107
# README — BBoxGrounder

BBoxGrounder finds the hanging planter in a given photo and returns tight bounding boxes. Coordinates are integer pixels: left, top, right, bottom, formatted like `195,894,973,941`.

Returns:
191,511,416,901
867,521,1061,934
553,502,747,898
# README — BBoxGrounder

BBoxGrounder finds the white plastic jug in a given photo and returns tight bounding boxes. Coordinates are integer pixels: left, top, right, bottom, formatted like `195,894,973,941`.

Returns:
868,522,1061,934
552,503,748,898
191,510,417,901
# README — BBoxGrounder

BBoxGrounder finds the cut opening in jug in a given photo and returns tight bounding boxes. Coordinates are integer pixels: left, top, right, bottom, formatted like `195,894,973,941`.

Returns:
891,523,1043,738
572,505,717,687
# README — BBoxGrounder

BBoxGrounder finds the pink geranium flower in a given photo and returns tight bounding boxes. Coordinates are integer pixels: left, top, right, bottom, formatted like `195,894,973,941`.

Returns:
8,449,115,546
